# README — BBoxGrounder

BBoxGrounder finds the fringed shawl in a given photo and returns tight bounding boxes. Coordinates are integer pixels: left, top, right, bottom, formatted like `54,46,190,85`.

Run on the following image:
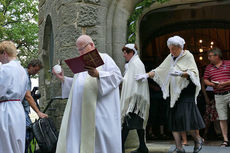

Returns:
121,55,150,128
152,50,201,108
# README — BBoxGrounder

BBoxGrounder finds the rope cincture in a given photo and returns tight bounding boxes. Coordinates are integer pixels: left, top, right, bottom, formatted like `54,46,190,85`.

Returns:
0,99,20,103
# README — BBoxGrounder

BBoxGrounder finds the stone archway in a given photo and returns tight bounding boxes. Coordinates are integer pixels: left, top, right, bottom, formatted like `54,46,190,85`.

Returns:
106,0,142,71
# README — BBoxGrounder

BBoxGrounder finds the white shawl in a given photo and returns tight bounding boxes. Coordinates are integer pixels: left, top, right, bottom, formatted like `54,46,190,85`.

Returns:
121,55,150,128
152,50,201,108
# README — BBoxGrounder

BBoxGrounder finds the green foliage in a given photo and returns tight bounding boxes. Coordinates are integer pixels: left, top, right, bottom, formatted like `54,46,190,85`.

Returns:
28,138,37,153
0,0,39,67
127,0,170,43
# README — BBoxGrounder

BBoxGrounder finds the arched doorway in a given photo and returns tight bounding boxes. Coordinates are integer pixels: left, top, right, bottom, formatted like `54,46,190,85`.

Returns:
142,24,230,72
41,15,55,100
139,0,230,140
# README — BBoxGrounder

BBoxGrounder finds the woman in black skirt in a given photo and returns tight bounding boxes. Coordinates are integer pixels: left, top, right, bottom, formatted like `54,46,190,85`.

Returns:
135,35,205,153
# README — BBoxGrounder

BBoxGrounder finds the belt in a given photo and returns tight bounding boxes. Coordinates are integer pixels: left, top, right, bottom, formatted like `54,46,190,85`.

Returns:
0,99,20,103
215,90,230,95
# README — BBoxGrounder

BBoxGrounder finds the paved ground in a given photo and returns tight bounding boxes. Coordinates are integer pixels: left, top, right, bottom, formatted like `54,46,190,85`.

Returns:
125,140,230,153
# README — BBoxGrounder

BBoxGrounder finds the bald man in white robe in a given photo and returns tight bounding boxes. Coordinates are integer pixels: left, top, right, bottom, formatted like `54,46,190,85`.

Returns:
53,35,123,153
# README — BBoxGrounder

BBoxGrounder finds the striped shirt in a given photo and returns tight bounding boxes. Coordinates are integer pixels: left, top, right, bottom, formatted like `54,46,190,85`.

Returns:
204,60,230,93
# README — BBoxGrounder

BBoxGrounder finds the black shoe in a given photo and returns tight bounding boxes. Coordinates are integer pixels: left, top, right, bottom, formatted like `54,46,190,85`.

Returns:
130,146,149,153
193,137,204,153
220,141,230,147
172,148,185,153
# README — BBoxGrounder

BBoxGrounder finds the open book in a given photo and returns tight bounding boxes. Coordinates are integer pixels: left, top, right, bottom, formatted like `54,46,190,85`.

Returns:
64,49,104,73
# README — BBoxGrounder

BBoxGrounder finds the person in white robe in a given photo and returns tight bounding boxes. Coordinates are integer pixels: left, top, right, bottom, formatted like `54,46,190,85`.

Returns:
120,44,150,153
0,40,28,153
53,35,123,153
135,36,205,153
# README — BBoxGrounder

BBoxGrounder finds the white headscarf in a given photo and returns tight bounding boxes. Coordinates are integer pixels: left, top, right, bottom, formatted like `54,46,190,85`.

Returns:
125,43,137,56
167,36,185,49
124,43,138,74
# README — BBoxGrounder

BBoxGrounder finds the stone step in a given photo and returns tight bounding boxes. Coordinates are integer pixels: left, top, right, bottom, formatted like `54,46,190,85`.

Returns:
125,140,230,153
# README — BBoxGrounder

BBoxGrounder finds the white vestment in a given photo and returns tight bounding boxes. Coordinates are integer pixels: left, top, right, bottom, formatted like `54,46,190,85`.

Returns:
0,60,28,153
121,55,150,128
56,53,123,153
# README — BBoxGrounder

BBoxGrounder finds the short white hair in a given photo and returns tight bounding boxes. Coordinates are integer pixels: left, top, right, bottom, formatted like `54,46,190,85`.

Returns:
167,35,185,49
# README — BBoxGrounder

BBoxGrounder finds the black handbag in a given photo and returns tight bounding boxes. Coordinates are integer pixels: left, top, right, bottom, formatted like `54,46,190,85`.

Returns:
32,117,58,153
30,94,62,153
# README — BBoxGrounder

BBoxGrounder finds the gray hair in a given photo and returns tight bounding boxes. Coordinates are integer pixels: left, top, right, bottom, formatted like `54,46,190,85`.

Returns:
167,35,185,49
207,47,223,59
27,59,43,69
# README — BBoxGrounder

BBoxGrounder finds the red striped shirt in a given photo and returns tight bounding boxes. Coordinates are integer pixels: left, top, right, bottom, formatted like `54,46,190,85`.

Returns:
204,60,230,93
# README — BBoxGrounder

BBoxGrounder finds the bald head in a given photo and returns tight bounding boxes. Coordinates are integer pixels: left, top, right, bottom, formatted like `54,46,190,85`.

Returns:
76,35,95,55
76,35,93,45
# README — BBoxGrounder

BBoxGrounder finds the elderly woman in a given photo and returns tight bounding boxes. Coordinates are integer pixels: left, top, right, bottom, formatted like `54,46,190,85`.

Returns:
136,36,205,153
121,44,150,153
0,41,28,153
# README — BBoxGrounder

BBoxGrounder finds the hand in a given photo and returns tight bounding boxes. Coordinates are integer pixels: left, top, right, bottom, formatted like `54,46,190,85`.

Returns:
216,81,225,89
37,111,48,118
52,68,64,82
204,97,212,105
170,70,183,76
53,64,62,74
135,73,149,82
85,66,99,78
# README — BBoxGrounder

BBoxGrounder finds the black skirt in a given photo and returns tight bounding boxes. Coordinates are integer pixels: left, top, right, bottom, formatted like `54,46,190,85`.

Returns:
122,113,144,130
167,82,205,132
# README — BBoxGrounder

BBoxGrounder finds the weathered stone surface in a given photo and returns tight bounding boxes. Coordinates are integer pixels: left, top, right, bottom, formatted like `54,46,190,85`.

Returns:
55,25,81,47
39,0,46,8
78,5,98,27
55,0,82,12
38,4,45,25
86,26,106,52
99,0,112,7
45,99,67,129
57,3,80,25
58,46,78,58
96,6,107,25
85,0,100,4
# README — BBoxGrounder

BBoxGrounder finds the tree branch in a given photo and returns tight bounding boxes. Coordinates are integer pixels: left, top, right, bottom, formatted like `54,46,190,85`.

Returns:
2,19,32,26
3,0,13,15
